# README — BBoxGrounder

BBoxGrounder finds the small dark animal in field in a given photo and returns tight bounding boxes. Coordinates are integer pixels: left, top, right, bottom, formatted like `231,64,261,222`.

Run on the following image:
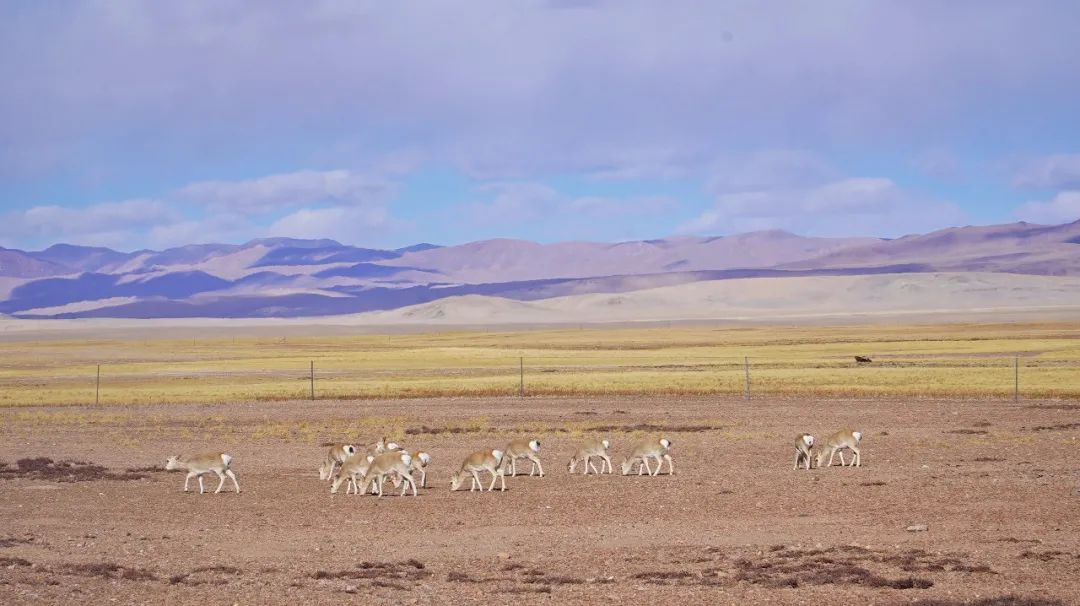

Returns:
855,356,873,364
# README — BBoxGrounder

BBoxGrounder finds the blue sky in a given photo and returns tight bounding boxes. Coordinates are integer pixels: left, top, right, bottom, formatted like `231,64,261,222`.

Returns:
2,1,1080,251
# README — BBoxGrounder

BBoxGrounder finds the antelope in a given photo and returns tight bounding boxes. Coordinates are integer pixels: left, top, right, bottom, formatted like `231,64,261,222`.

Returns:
389,450,432,489
366,436,400,456
350,437,401,492
319,443,358,481
815,429,863,468
165,452,240,494
567,438,612,475
360,451,417,497
793,434,815,471
409,451,432,487
621,438,674,476
502,439,543,477
450,449,506,492
330,454,375,495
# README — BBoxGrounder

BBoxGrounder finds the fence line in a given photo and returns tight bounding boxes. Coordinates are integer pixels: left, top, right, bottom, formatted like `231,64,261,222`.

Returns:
1014,356,1019,403
12,355,1079,406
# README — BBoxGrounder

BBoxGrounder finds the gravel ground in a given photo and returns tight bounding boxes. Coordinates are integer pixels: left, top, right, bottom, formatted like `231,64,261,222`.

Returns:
1,395,1077,605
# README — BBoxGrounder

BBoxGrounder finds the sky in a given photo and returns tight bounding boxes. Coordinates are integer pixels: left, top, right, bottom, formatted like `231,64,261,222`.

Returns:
2,1,1080,252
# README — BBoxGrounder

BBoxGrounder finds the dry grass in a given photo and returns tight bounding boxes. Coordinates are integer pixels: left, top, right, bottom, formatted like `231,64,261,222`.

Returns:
61,562,158,581
311,560,429,583
1,321,1079,406
631,545,1000,592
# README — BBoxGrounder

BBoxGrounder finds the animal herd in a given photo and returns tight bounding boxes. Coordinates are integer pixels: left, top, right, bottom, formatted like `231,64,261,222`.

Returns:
162,430,863,495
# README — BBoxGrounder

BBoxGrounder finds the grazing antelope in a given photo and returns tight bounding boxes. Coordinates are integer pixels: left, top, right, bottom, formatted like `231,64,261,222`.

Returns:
502,439,544,477
567,438,612,475
330,454,375,495
815,429,863,468
360,451,417,497
793,434,815,471
350,437,401,492
389,450,432,490
319,443,358,481
450,449,506,492
621,438,674,476
165,452,240,494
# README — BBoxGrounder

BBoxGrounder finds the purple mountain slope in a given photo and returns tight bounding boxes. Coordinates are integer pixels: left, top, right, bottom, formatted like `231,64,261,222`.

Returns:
1,220,1078,319
783,220,1080,273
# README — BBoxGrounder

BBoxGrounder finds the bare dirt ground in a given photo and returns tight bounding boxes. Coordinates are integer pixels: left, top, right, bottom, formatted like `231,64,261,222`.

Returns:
1,395,1078,605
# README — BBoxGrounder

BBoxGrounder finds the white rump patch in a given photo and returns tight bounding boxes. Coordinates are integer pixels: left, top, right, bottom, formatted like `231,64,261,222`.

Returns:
220,453,233,467
387,442,401,451
660,438,671,449
344,445,357,455
401,453,413,467
367,455,375,462
602,439,609,449
803,435,814,447
529,440,540,452
418,452,432,465
492,449,504,461
853,431,862,442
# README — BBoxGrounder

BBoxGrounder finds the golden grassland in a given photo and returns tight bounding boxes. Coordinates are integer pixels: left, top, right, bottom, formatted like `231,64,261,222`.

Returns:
1,321,1079,407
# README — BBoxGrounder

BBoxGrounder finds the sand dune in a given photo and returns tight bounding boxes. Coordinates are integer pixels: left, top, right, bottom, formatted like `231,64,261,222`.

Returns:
356,272,1080,324
2,272,1078,340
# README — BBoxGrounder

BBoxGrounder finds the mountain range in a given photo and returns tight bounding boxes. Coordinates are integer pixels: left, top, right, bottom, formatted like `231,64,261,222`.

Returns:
1,219,1078,320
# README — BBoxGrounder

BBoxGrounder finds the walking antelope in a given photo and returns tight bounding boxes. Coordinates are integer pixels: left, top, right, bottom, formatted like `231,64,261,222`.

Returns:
621,438,674,476
408,451,432,487
793,434,815,471
815,429,863,468
165,452,240,494
502,439,543,477
568,438,612,475
450,449,506,492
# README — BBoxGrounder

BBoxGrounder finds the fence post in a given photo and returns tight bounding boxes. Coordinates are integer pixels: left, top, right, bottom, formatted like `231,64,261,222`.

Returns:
743,356,751,400
95,364,101,406
1014,357,1019,403
519,357,524,397
310,360,315,401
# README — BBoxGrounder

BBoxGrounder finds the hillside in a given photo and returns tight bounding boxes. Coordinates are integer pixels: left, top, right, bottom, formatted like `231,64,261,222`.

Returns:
1,220,1078,319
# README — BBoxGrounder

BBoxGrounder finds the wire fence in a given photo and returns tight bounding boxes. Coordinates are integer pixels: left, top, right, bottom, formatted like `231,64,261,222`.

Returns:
3,354,1078,407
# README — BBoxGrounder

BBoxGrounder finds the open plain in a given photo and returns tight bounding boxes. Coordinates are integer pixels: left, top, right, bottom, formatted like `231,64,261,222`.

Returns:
1,393,1078,605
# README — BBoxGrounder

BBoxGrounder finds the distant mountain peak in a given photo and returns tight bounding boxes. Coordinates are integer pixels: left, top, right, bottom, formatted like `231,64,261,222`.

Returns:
243,237,343,249
395,243,442,254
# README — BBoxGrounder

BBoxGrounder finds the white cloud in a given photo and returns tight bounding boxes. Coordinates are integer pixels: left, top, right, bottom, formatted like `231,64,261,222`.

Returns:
708,150,836,193
469,182,563,225
0,168,402,250
144,213,253,250
0,199,180,248
266,206,397,243
568,195,674,217
1013,154,1080,190
1013,191,1080,224
678,178,966,238
176,170,394,216
456,181,677,242
468,182,675,226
